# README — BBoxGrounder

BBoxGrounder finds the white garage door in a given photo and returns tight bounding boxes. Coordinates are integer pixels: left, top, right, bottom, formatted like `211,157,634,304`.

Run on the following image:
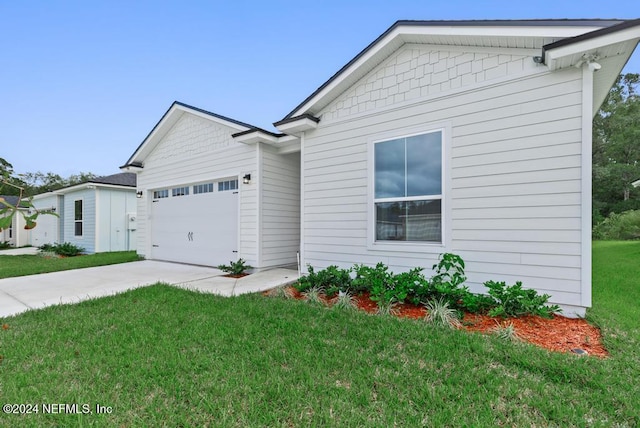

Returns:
150,180,238,267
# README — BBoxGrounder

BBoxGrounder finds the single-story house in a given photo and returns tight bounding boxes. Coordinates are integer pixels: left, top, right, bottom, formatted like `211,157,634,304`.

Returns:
0,195,30,247
122,19,640,316
29,172,138,252
121,102,300,268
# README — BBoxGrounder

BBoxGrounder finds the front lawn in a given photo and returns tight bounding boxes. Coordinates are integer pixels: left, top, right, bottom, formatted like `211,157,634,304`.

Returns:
0,251,141,279
0,243,638,426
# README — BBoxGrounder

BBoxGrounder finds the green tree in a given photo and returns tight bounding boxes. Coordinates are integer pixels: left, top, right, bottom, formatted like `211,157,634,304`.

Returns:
592,73,640,222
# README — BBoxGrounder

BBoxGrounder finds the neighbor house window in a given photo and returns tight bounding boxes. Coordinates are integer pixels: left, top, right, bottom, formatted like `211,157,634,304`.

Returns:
172,186,189,197
74,199,83,237
218,179,238,192
374,130,442,242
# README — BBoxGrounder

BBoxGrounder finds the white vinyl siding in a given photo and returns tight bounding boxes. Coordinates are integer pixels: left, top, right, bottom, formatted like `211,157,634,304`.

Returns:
63,189,95,253
95,188,137,252
302,56,585,309
29,194,61,247
135,114,258,267
260,147,300,267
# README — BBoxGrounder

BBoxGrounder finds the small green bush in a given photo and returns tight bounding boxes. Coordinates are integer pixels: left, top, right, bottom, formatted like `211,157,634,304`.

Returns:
54,242,85,257
593,210,640,240
217,258,252,275
38,243,56,252
424,298,462,329
424,253,472,309
484,280,561,318
0,240,12,250
293,254,563,319
295,265,352,295
38,242,85,257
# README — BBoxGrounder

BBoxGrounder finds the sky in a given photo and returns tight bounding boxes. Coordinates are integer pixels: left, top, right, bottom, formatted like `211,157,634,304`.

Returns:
1,1,639,178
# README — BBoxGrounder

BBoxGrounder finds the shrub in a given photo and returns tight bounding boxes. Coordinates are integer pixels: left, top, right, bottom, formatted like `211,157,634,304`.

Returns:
423,253,472,309
217,258,252,276
491,322,521,342
302,286,324,305
40,242,85,257
38,243,56,252
376,299,399,316
332,291,358,311
461,293,496,314
354,263,393,304
0,240,12,250
393,268,428,305
295,265,352,295
424,298,461,329
55,242,85,257
484,280,561,318
593,210,640,240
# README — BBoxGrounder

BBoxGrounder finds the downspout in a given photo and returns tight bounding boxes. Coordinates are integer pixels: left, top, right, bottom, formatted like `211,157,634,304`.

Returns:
299,131,305,276
580,62,596,309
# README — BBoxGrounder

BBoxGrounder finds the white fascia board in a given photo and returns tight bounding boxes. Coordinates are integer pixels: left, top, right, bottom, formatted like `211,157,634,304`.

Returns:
275,117,319,135
545,27,640,67
398,24,602,39
120,165,143,172
54,183,135,195
234,131,280,145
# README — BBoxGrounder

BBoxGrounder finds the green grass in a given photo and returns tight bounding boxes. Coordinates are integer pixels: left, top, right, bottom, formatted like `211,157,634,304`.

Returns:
0,244,639,426
0,251,141,279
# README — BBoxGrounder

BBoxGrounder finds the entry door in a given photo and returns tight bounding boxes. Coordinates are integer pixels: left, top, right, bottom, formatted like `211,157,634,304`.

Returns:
150,188,238,266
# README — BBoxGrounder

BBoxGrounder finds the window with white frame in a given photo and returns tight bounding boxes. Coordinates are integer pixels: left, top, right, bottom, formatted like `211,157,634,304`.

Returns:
74,199,83,237
193,183,214,194
374,130,442,243
153,189,169,199
218,179,238,192
172,186,189,197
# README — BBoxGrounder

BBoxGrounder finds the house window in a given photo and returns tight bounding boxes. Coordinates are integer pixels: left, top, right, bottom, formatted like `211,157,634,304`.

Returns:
193,183,214,194
218,179,238,192
374,130,442,242
172,186,189,197
74,199,83,237
153,189,169,199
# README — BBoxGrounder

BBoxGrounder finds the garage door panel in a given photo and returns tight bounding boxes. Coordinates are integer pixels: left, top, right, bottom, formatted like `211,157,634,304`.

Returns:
150,188,238,267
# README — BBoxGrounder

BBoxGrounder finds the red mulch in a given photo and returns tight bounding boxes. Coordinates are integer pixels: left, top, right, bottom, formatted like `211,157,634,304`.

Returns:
267,288,608,358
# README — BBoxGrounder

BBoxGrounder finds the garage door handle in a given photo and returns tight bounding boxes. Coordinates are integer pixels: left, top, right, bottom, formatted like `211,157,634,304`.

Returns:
152,245,159,247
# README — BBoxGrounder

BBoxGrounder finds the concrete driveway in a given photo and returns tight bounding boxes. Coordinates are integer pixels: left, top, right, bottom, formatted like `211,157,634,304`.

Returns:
0,260,299,318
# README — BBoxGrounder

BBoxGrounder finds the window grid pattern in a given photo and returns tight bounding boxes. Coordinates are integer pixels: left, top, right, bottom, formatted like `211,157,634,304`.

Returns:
193,183,215,194
218,179,238,192
172,187,190,197
153,189,169,199
74,199,83,237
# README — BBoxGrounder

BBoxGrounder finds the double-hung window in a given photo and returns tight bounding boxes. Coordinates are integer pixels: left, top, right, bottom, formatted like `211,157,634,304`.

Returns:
374,130,443,243
74,199,83,237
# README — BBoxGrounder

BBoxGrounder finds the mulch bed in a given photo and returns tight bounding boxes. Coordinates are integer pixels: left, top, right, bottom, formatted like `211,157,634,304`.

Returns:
268,287,608,358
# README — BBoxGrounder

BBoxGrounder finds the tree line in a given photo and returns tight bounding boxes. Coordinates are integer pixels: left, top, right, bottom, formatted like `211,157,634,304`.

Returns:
592,73,640,224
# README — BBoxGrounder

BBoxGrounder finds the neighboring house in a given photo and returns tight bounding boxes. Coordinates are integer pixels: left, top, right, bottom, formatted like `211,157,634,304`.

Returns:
121,102,300,268
122,19,640,316
632,179,640,188
0,195,29,247
28,193,62,247
29,173,138,252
